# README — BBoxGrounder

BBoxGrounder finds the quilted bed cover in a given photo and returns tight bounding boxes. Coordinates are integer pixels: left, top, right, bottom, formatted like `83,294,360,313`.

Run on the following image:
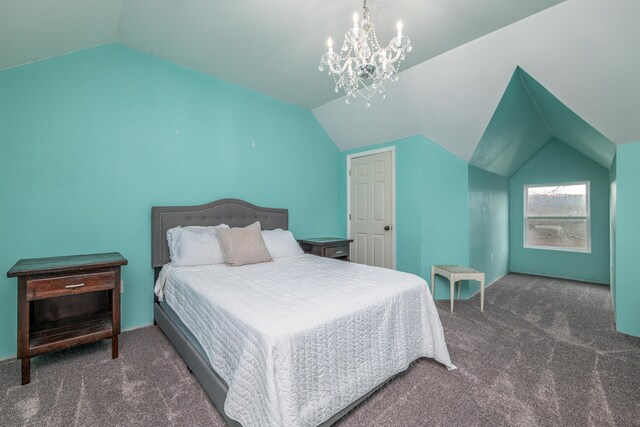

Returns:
155,254,455,427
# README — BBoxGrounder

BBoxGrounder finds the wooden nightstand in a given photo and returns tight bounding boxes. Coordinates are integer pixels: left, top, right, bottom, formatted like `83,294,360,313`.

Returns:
298,237,353,261
7,252,127,385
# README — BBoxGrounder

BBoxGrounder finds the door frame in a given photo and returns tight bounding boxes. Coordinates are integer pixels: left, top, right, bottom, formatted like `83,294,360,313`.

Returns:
346,146,396,270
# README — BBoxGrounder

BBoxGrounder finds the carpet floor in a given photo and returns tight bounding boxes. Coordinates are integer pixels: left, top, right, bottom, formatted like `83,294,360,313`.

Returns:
1,273,639,426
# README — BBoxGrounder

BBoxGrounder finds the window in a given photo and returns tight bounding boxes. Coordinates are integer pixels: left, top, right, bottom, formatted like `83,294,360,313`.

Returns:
524,182,590,252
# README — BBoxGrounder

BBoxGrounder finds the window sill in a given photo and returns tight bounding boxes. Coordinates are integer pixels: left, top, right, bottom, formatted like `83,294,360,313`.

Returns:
523,245,592,254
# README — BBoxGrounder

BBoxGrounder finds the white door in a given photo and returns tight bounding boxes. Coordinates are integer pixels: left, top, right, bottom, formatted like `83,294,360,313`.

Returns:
349,150,393,268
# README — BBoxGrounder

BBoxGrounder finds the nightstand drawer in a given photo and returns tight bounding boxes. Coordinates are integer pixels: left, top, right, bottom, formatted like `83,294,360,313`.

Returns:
27,271,115,301
324,245,350,258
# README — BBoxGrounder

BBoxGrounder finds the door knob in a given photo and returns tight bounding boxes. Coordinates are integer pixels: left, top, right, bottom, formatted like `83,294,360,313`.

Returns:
384,225,391,231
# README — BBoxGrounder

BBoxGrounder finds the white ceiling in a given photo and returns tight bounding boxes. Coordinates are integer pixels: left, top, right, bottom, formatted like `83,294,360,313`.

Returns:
313,0,640,157
0,0,562,108
0,0,123,69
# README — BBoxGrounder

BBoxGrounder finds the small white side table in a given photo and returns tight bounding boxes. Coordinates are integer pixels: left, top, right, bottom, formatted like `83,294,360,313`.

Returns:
431,265,485,313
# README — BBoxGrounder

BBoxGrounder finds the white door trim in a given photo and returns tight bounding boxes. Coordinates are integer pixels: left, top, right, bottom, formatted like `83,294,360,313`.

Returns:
346,146,396,269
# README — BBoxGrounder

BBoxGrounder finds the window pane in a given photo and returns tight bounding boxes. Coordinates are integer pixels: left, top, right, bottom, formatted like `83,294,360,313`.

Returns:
527,184,587,216
526,218,588,250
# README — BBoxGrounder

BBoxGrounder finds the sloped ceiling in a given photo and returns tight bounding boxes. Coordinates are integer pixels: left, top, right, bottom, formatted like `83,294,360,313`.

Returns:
470,68,616,176
520,70,616,169
115,0,564,109
313,0,640,157
0,0,123,70
0,0,563,108
469,69,552,177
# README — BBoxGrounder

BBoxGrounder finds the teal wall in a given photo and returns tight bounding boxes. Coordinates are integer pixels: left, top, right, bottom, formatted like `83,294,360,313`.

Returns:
342,135,469,299
468,165,509,292
509,139,610,284
613,142,640,337
0,44,343,358
421,137,470,298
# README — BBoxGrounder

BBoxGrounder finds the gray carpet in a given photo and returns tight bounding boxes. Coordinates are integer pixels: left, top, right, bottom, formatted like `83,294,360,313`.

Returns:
1,274,639,426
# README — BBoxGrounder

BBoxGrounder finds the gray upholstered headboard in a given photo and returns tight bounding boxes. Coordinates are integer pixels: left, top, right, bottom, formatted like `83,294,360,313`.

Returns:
151,198,288,267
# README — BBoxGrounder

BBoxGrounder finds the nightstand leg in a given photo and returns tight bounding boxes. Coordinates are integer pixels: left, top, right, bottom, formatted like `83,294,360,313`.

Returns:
112,336,119,359
450,278,455,313
21,358,30,385
430,267,435,297
480,276,485,312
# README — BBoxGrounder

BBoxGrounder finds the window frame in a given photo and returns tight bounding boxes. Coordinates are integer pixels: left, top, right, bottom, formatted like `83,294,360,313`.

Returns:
523,181,591,253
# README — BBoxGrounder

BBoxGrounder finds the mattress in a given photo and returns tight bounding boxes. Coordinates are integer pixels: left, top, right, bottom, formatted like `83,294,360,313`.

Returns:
156,254,455,427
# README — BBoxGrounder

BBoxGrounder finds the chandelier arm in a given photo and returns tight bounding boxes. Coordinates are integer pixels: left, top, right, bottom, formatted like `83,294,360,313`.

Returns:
327,56,357,76
371,47,402,66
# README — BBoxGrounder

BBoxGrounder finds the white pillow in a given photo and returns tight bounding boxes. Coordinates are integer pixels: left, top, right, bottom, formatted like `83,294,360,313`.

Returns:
262,229,304,259
167,224,229,266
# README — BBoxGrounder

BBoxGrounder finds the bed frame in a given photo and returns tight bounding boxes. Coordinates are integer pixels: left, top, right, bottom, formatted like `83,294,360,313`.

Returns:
151,198,387,426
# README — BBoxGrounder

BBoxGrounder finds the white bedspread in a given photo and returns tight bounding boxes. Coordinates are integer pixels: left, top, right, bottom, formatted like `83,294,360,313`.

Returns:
155,255,455,427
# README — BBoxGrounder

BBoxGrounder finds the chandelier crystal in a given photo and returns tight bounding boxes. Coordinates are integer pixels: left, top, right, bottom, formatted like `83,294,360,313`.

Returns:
319,0,411,107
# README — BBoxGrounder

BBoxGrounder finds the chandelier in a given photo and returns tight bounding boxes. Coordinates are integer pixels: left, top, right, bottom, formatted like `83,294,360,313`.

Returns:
319,0,411,107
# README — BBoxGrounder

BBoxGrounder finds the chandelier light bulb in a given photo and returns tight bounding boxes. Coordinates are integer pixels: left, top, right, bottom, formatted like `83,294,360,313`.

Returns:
353,11,359,35
319,0,411,106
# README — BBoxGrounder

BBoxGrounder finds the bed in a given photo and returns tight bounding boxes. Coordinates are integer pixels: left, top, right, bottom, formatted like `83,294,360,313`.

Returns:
151,198,454,427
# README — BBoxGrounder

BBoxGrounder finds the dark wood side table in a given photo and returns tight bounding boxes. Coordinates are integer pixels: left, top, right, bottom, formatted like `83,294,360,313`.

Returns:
298,237,353,261
7,252,127,385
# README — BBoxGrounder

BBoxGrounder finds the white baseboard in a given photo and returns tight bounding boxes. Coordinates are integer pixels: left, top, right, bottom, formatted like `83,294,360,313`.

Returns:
509,270,610,286
463,270,610,300
463,272,507,299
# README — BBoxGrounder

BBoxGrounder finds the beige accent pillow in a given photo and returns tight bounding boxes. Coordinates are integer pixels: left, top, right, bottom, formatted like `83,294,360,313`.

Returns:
217,222,273,266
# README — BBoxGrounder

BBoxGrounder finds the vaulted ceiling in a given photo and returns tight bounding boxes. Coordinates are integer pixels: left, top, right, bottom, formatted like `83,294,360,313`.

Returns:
470,68,616,176
0,0,563,109
313,0,640,156
1,0,638,162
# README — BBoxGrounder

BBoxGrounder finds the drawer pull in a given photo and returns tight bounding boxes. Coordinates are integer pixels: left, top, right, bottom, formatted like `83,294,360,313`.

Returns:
65,283,85,289
335,251,343,254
